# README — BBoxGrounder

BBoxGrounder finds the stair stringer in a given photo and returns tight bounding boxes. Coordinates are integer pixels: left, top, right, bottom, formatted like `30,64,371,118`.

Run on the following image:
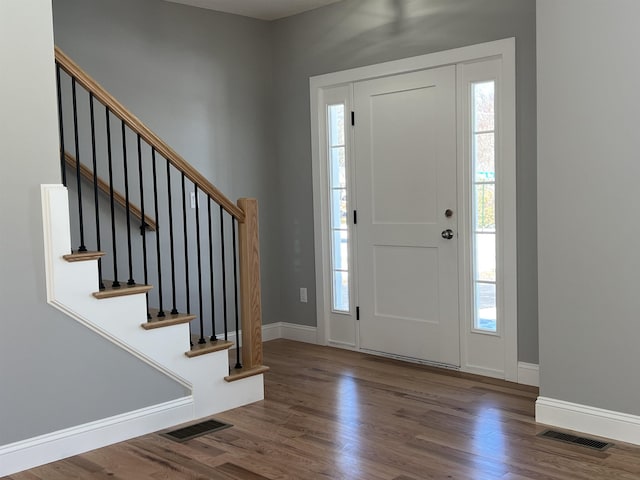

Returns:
41,184,265,420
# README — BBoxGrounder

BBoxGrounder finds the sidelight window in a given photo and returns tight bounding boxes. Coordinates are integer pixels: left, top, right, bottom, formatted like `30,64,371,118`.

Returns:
472,81,497,332
328,103,350,313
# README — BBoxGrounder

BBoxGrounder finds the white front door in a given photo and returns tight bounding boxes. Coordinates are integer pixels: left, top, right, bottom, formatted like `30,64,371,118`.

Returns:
354,66,460,366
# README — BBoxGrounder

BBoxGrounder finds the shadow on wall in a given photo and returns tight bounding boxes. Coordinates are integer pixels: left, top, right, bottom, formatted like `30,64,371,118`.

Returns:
303,0,514,73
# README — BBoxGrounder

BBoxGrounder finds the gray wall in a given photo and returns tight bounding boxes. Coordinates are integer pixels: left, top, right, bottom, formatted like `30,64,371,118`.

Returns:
0,0,188,446
538,0,640,414
272,0,539,363
52,0,281,326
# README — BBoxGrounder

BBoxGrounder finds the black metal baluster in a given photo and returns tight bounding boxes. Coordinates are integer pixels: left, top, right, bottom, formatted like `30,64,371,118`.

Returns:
182,174,192,345
166,159,178,314
55,65,67,186
232,218,242,369
105,109,120,288
89,93,104,289
122,121,135,285
195,187,205,344
208,199,217,341
71,78,87,252
152,149,165,317
220,205,228,341
137,136,150,318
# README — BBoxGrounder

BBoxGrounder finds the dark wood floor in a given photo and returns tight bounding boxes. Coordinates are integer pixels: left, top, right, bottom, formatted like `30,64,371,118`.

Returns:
6,339,640,479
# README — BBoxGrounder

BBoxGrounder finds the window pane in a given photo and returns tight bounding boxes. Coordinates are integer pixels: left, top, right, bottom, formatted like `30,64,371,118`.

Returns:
474,233,496,282
329,104,345,146
333,271,350,312
328,101,350,314
474,184,495,232
332,230,349,271
472,81,496,333
331,188,347,229
331,146,346,188
475,282,496,332
473,81,494,132
474,133,495,182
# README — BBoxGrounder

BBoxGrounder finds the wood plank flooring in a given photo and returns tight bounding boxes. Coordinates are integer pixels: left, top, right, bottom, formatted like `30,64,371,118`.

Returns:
6,339,640,479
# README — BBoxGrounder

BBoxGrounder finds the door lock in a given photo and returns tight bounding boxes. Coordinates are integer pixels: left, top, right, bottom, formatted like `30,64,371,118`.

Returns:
441,229,454,240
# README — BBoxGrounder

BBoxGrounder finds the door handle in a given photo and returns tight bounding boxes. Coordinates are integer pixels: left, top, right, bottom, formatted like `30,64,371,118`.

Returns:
441,229,454,240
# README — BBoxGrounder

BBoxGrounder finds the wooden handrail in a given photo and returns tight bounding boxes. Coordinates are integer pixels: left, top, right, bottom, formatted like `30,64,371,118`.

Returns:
54,46,245,223
64,152,157,231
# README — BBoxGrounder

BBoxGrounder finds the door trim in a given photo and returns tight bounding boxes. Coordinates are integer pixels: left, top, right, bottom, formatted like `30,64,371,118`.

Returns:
310,38,518,382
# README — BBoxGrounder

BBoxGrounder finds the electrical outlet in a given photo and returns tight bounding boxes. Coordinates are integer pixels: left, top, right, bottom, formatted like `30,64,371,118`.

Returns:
300,287,308,303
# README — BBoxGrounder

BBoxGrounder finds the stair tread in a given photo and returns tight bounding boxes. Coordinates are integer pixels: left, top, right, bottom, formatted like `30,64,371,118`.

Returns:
63,250,106,262
93,281,152,299
185,337,234,358
224,365,270,382
141,308,196,330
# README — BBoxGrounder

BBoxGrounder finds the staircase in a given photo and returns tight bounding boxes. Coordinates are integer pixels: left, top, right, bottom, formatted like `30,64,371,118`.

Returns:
45,47,269,437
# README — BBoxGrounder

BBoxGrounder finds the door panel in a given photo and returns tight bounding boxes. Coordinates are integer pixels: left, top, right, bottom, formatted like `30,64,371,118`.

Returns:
355,66,459,366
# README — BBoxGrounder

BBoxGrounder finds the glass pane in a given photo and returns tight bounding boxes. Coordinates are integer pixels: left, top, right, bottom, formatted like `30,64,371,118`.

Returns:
475,282,496,332
333,271,350,312
473,81,494,132
474,133,495,182
332,230,349,271
330,146,346,188
328,101,350,314
474,233,496,281
474,183,495,232
329,104,345,146
331,188,348,229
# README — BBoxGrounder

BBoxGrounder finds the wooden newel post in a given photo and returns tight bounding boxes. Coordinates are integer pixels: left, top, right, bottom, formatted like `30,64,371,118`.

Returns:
237,198,263,369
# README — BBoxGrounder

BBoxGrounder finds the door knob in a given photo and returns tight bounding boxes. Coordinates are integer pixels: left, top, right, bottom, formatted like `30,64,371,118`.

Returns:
441,229,454,240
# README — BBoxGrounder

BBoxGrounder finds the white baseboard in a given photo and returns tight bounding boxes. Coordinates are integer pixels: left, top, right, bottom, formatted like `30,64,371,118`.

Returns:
517,362,539,387
0,397,194,477
225,322,309,348
280,322,317,344
536,396,640,446
262,322,283,342
461,364,503,379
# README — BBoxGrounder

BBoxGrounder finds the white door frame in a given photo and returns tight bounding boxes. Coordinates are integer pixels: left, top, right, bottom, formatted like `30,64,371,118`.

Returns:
310,38,518,382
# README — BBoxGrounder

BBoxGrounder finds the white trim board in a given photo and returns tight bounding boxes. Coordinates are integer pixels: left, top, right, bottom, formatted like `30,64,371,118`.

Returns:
517,362,539,387
229,322,316,345
222,322,282,347
280,322,317,344
309,38,515,89
536,397,640,446
0,397,194,477
261,322,318,345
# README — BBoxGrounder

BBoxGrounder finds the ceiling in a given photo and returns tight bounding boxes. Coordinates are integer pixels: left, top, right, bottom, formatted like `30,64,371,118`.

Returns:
163,0,343,21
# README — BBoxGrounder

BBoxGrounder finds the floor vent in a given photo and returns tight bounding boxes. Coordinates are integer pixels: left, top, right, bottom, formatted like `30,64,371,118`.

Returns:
538,429,613,451
162,419,232,442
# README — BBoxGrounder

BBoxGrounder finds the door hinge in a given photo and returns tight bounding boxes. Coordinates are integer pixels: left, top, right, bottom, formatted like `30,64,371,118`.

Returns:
356,306,360,320
351,111,355,126
353,210,357,224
